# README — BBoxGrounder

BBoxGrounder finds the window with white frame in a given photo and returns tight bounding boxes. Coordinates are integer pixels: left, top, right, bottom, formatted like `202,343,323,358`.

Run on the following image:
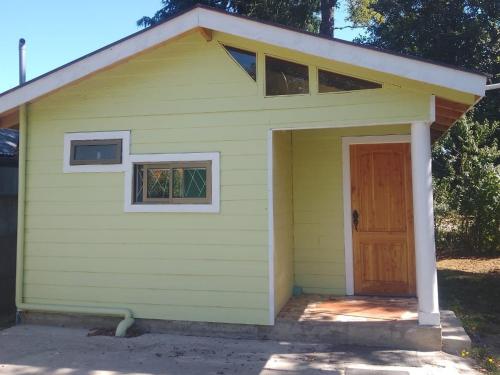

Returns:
63,131,129,173
124,153,220,213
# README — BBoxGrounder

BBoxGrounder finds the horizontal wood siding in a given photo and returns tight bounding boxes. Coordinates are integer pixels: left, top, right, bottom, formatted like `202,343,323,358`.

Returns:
272,131,294,314
23,30,428,324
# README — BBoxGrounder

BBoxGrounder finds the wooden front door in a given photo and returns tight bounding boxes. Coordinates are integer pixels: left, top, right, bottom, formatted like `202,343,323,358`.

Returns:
350,143,416,296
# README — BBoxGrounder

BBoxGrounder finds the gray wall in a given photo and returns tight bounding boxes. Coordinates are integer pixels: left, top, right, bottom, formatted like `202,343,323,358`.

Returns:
0,165,18,316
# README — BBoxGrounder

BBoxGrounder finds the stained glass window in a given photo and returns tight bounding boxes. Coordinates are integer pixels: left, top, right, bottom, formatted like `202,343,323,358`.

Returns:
173,168,207,198
146,168,170,199
133,161,211,204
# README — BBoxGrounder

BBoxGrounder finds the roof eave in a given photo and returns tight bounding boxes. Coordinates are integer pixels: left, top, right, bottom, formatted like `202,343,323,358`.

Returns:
0,6,487,116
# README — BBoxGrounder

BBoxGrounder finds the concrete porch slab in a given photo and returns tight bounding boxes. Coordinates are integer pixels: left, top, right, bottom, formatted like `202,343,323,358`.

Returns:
278,295,419,322
271,295,440,351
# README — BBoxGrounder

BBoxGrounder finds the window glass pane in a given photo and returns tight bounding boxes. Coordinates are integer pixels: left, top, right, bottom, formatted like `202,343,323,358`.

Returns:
133,162,211,205
173,168,207,198
73,143,118,161
133,164,144,203
173,169,183,198
225,46,256,81
184,168,207,198
318,69,382,92
147,168,170,199
266,56,309,96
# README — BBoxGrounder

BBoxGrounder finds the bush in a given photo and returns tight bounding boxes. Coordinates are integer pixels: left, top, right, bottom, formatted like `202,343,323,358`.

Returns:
433,117,500,256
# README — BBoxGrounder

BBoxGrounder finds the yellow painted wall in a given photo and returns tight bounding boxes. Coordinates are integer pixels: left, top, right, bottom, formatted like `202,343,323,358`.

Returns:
291,125,410,294
23,29,431,325
273,131,294,313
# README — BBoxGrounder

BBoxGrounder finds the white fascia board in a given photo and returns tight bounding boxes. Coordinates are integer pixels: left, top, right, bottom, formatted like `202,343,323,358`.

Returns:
0,11,199,115
198,8,486,96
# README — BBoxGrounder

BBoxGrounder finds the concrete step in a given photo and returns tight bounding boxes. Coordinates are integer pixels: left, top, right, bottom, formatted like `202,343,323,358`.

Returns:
441,310,472,355
270,319,442,351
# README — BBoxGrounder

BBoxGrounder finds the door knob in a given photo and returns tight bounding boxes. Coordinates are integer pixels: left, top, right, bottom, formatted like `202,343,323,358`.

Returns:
352,210,359,231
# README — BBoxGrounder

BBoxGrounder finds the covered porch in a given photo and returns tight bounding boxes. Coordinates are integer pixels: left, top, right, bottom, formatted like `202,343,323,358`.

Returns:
270,122,440,330
270,294,441,350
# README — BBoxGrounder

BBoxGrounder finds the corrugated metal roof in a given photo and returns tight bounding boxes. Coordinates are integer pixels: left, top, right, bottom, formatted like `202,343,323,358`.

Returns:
0,129,19,158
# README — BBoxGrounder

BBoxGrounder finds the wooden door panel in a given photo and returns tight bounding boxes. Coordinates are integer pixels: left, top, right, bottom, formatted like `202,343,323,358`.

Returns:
356,146,406,232
351,143,416,296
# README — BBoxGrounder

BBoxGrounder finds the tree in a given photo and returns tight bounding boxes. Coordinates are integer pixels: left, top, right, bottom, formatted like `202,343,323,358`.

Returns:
320,0,338,36
432,118,500,255
138,1,320,33
344,0,499,255
138,0,339,37
137,1,230,28
346,0,499,121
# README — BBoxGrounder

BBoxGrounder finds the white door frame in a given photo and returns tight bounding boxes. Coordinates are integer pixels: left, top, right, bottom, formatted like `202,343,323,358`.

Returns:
341,135,411,295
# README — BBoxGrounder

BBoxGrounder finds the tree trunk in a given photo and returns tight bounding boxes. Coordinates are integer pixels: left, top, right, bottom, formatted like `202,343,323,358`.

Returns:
320,0,336,37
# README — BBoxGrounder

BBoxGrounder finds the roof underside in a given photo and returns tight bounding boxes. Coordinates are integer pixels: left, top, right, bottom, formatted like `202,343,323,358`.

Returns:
431,97,472,140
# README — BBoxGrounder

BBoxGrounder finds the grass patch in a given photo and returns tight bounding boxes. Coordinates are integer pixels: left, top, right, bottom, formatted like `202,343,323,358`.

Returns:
438,268,500,336
438,258,500,373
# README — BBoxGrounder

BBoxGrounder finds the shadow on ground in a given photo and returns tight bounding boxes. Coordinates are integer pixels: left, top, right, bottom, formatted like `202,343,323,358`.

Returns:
438,268,500,355
0,325,479,375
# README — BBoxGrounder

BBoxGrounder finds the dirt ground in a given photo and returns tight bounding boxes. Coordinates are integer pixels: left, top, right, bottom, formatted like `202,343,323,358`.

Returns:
437,257,500,274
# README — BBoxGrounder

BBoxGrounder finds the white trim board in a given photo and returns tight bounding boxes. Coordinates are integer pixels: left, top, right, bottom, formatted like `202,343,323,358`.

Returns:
267,130,275,325
63,130,130,173
341,135,411,295
124,152,220,213
0,7,486,115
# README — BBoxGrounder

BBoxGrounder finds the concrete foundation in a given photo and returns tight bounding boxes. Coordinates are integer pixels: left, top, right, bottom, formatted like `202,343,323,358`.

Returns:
20,310,442,351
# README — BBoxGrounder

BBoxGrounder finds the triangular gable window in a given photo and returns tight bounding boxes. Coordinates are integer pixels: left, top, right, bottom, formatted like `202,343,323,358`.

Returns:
318,69,382,93
224,46,257,81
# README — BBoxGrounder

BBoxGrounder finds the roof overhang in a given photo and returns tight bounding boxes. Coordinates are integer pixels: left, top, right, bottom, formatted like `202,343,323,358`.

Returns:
0,5,487,117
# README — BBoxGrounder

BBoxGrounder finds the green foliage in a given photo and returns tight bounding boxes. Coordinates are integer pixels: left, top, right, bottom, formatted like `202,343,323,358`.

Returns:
137,0,323,33
433,118,500,255
346,0,382,26
349,0,499,255
349,0,499,122
137,1,231,28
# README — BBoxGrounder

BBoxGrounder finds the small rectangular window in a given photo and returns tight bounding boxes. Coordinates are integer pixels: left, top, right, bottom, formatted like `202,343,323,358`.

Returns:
134,161,212,205
266,56,309,96
70,139,122,165
318,69,382,93
64,131,129,173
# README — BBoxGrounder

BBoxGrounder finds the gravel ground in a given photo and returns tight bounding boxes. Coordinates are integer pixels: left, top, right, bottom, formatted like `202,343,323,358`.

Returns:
0,325,480,375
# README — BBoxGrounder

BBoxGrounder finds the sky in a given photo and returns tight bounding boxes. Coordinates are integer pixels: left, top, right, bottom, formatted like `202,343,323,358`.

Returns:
0,1,362,93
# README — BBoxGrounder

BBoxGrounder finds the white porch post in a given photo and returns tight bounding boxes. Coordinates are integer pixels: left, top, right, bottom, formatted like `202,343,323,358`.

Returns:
411,121,440,326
